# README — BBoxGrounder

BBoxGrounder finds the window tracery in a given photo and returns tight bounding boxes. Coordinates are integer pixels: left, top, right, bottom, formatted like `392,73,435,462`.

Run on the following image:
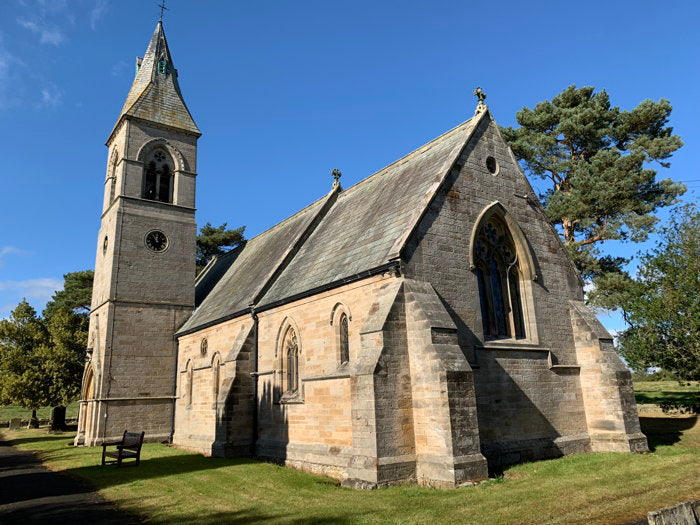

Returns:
474,215,525,339
143,148,173,203
284,328,299,394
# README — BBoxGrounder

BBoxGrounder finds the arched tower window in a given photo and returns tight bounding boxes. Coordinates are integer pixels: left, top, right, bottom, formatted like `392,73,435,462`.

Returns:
283,327,299,394
142,148,173,203
108,150,118,203
474,215,526,339
339,313,349,364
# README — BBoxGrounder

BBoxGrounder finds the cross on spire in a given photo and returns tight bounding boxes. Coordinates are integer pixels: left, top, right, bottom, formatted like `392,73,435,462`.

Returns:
331,168,342,187
158,0,169,21
473,87,487,115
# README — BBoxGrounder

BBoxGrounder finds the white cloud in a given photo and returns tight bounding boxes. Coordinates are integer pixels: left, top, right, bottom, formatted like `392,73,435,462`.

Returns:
0,278,63,302
17,17,65,46
0,37,25,110
110,60,128,77
90,0,109,30
0,246,26,266
39,84,63,107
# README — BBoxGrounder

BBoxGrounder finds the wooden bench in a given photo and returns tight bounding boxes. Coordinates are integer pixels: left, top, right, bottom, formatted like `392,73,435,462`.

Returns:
101,430,145,467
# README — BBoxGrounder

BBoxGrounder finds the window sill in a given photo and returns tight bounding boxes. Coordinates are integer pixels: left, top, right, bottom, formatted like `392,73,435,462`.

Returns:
278,392,304,405
478,339,547,352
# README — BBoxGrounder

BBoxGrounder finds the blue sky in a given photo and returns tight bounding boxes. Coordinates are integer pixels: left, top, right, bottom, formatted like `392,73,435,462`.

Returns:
0,0,698,334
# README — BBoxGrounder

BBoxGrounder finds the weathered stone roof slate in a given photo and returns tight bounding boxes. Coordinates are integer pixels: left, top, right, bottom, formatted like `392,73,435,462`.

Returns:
179,195,330,333
110,21,200,140
178,114,482,335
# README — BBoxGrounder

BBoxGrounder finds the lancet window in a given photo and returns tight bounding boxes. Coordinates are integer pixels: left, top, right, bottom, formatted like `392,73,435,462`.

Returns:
284,327,299,394
339,313,349,364
474,215,526,339
143,148,173,203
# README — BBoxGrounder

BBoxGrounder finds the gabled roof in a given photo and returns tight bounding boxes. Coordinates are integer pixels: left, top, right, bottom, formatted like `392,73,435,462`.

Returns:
109,21,200,141
177,111,486,336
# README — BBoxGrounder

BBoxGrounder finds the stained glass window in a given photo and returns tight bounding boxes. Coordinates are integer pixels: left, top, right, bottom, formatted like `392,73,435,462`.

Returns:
284,328,299,394
339,313,349,364
474,215,526,339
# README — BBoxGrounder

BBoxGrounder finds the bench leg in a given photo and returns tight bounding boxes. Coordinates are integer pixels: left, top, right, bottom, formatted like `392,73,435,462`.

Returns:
102,448,106,466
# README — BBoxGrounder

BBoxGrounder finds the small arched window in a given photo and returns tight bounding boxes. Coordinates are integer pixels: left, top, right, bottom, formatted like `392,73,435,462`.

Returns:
212,355,221,404
143,148,173,203
339,313,349,364
474,215,525,339
284,327,299,394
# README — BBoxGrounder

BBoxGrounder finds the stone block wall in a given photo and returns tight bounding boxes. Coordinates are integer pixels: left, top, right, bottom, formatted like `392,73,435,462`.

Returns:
570,301,648,453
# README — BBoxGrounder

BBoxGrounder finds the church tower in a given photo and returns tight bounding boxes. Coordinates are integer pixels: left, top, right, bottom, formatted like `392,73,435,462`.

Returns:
75,21,200,445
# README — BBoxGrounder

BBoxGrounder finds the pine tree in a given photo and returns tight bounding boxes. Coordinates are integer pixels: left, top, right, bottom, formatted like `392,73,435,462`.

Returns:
196,222,245,272
501,86,685,303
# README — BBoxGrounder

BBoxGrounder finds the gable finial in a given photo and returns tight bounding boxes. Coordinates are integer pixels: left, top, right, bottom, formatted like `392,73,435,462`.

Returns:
473,87,487,115
158,0,169,21
331,168,342,188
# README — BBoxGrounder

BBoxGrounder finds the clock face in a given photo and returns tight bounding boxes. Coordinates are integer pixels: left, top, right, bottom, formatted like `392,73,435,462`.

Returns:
145,230,168,252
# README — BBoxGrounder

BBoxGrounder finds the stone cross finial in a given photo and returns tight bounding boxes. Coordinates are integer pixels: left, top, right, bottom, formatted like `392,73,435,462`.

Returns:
331,168,342,187
473,87,487,115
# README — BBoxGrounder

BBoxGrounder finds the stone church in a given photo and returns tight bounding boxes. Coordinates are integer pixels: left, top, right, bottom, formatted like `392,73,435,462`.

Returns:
75,22,648,487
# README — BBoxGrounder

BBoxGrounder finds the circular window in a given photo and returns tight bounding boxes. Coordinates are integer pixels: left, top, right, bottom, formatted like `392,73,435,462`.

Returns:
486,156,499,175
200,338,208,356
102,236,108,254
145,230,168,252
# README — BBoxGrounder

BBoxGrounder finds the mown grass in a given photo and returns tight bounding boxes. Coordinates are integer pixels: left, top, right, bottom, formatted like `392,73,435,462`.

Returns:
1,414,699,525
0,401,79,423
634,381,699,406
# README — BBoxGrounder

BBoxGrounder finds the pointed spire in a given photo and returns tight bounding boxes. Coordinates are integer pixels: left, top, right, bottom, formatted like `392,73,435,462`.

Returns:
109,21,200,141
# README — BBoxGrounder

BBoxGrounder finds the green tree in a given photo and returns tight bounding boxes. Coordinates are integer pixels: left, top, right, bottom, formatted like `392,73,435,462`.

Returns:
501,86,685,301
43,270,94,317
616,205,700,381
0,300,50,427
41,307,88,430
196,222,245,272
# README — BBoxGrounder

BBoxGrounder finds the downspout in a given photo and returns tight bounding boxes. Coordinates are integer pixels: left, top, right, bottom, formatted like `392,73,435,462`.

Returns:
170,310,179,443
250,307,259,455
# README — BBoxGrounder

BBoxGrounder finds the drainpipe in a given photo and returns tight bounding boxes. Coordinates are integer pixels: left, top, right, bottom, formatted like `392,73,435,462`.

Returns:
250,307,259,455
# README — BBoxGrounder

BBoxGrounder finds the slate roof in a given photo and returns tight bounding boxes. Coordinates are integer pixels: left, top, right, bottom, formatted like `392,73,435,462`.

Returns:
178,112,484,335
109,21,200,140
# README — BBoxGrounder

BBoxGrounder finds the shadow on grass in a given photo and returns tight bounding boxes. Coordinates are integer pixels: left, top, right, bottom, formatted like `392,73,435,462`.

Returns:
640,415,698,451
1,433,75,447
636,392,699,405
145,507,364,525
63,454,261,490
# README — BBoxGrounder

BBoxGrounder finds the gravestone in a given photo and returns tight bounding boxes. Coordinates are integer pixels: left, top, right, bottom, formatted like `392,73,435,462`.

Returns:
9,418,21,430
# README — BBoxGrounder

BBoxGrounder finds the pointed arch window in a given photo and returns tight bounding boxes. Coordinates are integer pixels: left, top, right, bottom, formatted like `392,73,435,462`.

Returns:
212,354,221,405
284,327,299,394
108,150,118,203
474,215,526,339
143,148,173,203
339,313,349,364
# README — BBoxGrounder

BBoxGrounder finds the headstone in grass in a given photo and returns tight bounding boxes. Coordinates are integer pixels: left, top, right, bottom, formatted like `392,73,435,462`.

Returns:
9,418,21,430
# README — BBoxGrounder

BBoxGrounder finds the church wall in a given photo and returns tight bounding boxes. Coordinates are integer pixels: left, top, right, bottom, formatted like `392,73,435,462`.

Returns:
173,273,406,480
174,316,253,454
403,117,590,467
255,274,397,470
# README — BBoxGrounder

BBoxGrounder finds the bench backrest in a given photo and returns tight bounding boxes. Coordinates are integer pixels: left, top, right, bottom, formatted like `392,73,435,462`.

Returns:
121,431,145,450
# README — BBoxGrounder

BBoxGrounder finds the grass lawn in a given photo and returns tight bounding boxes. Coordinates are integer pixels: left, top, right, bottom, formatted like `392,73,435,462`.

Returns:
0,401,79,423
634,381,700,407
1,414,699,524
